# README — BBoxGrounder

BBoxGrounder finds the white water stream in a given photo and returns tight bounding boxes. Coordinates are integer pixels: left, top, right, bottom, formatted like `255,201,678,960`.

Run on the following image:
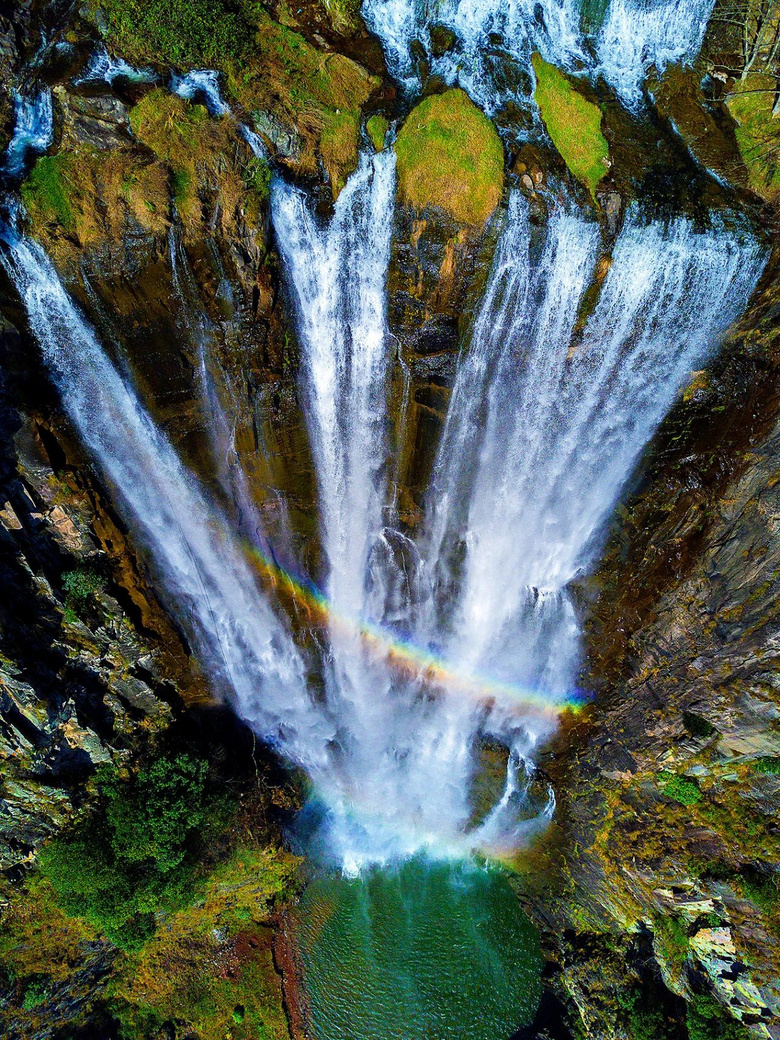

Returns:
361,0,717,110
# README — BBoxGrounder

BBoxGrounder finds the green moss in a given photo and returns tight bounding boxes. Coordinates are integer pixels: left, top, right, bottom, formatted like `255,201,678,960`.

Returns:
21,155,74,230
658,771,702,805
394,89,504,226
727,73,780,198
87,0,253,68
367,114,389,152
532,53,609,198
687,994,752,1040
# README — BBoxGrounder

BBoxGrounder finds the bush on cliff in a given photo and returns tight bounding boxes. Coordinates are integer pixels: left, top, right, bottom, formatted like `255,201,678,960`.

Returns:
687,994,752,1040
38,754,231,949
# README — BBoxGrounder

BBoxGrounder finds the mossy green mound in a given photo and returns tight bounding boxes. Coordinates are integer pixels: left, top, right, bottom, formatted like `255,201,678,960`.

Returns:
394,89,504,227
532,54,609,198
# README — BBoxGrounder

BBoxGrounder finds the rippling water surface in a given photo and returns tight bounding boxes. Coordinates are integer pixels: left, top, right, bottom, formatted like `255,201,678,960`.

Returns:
293,859,542,1040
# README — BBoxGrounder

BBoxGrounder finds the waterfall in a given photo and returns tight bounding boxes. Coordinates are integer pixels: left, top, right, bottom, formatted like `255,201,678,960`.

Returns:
0,60,766,871
361,0,717,113
272,151,397,621
596,0,717,106
423,196,766,768
171,69,232,116
0,90,52,182
0,225,333,771
75,46,156,87
269,170,764,867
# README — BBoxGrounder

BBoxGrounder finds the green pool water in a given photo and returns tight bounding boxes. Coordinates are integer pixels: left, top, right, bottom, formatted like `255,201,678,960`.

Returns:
293,858,543,1040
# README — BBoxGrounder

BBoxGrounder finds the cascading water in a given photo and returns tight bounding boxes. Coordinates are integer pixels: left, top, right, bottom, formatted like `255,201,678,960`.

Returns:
361,0,718,112
0,7,770,1027
0,225,333,772
422,196,765,823
271,172,765,868
0,90,52,181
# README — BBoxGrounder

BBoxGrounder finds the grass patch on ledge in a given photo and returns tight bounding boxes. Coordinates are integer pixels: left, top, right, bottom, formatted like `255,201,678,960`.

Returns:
532,53,609,198
21,155,75,231
86,0,254,68
394,89,504,227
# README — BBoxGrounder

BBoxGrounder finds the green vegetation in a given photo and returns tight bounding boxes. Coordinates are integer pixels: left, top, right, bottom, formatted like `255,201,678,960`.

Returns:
21,155,74,230
38,755,230,949
532,53,609,198
616,983,679,1040
394,89,505,226
687,994,752,1040
87,0,255,68
658,770,703,805
367,114,389,152
682,711,717,739
244,155,272,200
1,740,301,1039
320,110,361,196
21,980,49,1010
62,567,105,603
727,74,780,198
110,844,296,1040
653,914,690,974
752,755,780,774
739,869,780,915
129,89,249,232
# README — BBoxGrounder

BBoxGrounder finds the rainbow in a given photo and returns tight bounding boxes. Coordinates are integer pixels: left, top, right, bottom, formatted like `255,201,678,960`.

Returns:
243,539,591,722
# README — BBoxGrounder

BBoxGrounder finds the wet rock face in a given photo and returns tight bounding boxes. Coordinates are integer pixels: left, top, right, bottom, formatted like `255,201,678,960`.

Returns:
523,263,780,1035
0,311,208,873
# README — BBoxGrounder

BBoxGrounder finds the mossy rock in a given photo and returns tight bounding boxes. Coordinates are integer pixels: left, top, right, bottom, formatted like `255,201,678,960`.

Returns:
532,53,609,198
394,88,505,227
367,114,389,152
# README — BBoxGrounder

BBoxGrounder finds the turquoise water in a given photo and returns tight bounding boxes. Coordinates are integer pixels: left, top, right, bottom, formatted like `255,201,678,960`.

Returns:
294,858,542,1040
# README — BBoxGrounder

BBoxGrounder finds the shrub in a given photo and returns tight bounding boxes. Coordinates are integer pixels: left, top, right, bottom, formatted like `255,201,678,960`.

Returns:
739,868,780,914
88,0,255,68
752,756,780,775
62,567,105,603
21,979,49,1010
244,156,271,200
39,755,232,950
683,711,717,739
687,994,752,1040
